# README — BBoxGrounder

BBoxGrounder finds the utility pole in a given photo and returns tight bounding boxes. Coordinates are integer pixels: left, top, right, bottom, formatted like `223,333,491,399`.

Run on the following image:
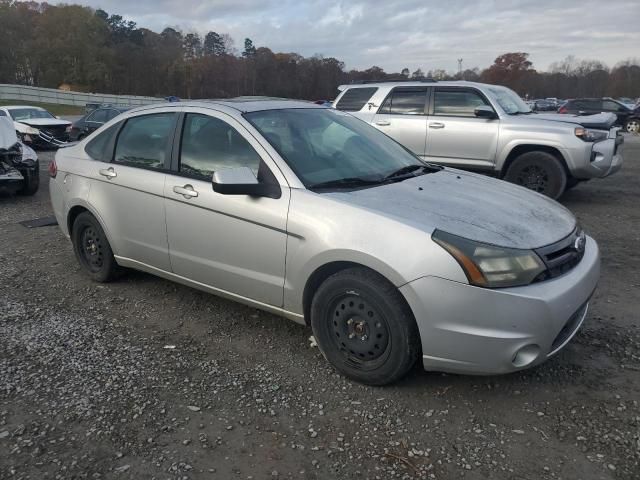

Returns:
457,58,463,79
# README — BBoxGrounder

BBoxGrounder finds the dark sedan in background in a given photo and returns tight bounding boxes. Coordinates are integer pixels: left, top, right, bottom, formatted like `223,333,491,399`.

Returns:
68,106,129,141
559,98,639,132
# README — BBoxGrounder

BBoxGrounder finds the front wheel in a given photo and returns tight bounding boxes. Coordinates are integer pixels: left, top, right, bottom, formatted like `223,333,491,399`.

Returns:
71,212,122,282
310,267,420,385
626,118,640,134
18,164,39,196
504,151,567,199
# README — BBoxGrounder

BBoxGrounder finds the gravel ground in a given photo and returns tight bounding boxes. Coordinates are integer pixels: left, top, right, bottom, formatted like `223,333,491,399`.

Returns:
1,137,639,480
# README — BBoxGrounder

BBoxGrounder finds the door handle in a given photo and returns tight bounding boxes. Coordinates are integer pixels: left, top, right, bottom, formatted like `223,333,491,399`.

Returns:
173,184,199,199
375,120,391,126
429,122,445,129
99,167,117,179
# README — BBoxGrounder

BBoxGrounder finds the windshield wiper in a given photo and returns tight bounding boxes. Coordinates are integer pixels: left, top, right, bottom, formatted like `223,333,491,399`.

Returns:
384,164,434,180
308,177,383,191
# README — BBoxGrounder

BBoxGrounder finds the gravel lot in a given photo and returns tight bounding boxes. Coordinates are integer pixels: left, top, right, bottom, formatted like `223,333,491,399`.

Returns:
1,137,639,480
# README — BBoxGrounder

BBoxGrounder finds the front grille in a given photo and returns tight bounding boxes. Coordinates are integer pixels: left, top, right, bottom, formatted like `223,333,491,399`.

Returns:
534,229,586,282
40,125,68,140
550,302,588,354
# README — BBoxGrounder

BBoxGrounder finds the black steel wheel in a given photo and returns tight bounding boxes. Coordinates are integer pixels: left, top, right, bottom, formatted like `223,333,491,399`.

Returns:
71,211,122,282
504,151,567,199
311,267,420,385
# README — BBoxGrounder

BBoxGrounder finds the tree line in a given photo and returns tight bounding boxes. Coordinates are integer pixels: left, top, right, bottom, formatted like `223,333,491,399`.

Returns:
0,1,638,101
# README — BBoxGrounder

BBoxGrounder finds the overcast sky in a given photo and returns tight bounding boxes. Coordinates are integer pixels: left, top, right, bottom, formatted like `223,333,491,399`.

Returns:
46,0,639,72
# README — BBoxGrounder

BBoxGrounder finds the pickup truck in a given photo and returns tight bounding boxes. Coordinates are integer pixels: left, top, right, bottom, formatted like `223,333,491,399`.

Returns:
333,80,624,198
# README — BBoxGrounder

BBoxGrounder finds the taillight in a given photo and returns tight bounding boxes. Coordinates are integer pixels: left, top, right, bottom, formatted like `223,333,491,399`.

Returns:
48,158,57,178
558,106,567,114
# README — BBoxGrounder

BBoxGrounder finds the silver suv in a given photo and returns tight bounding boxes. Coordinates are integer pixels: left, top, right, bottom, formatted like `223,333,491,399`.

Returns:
333,80,624,198
50,99,599,385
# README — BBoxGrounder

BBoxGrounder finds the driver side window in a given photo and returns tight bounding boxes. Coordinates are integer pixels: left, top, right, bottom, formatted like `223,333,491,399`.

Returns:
179,114,262,180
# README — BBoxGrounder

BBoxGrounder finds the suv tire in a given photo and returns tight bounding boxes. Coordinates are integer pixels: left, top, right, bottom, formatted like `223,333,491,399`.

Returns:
310,267,420,385
71,212,122,282
504,151,567,199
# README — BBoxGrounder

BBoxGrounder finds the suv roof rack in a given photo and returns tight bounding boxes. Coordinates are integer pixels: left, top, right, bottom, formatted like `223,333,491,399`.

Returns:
349,78,437,84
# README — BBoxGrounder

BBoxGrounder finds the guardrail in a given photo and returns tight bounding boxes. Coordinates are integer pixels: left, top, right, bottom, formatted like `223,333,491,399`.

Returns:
0,84,164,107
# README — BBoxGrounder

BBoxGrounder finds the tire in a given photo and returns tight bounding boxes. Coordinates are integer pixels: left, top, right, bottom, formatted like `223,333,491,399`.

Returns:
625,118,640,134
71,212,122,282
504,151,567,199
310,267,420,385
565,176,581,191
17,164,39,196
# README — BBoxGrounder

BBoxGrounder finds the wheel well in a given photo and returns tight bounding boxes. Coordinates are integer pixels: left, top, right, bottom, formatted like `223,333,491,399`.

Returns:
303,261,381,326
501,145,569,178
67,205,89,234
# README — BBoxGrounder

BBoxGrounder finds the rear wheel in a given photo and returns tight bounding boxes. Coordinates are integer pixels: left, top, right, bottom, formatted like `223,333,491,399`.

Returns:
71,212,122,282
504,151,567,199
625,118,640,134
17,164,39,196
310,267,420,385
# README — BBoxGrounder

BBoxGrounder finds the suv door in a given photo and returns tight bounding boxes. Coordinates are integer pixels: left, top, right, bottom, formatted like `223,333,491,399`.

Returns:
86,110,178,271
425,87,499,169
372,87,428,157
164,110,290,307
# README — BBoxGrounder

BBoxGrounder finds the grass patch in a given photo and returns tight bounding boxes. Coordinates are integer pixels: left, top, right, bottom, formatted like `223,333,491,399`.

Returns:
0,99,84,116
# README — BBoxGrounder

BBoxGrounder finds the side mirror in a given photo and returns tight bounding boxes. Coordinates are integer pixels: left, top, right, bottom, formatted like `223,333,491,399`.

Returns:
474,105,498,119
212,166,281,199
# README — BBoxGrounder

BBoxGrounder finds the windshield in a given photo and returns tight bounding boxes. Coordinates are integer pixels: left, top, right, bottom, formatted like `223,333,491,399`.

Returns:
486,86,531,115
245,108,426,188
9,108,55,121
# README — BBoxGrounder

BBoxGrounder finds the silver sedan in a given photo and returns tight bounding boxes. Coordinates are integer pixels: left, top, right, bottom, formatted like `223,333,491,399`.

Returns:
50,99,599,385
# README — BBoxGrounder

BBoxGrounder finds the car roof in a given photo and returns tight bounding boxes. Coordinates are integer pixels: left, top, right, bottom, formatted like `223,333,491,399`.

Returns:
337,80,498,90
129,97,324,115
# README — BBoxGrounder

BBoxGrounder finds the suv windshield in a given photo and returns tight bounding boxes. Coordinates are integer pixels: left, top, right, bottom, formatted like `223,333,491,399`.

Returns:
9,108,55,121
245,108,431,189
487,86,531,115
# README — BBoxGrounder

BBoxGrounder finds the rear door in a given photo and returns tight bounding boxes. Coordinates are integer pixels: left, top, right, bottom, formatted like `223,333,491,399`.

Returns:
84,109,108,135
371,87,429,157
87,110,179,271
424,87,499,169
602,99,630,126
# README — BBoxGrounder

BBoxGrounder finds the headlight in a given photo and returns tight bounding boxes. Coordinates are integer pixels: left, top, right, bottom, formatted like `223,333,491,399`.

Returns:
575,127,608,142
432,230,546,288
19,126,40,135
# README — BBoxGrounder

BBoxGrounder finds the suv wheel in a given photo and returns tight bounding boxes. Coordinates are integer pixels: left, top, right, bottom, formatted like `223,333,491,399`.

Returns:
71,212,122,282
310,267,420,385
626,119,639,134
504,151,567,199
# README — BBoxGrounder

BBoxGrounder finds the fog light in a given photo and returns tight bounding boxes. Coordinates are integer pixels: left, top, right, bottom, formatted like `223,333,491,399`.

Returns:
512,344,540,368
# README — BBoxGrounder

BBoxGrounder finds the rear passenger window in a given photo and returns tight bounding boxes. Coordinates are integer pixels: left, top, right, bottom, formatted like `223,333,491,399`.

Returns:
335,87,378,111
114,113,175,170
85,123,120,161
89,109,109,123
434,89,488,116
179,114,262,180
378,88,427,115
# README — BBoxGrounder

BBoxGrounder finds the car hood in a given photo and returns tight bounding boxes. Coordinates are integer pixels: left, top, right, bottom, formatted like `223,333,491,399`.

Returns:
530,112,617,129
0,117,19,148
16,118,71,127
325,169,576,249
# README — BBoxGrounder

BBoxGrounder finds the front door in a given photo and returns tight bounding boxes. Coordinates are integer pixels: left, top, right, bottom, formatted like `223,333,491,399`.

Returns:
425,87,500,169
372,87,429,157
164,110,290,307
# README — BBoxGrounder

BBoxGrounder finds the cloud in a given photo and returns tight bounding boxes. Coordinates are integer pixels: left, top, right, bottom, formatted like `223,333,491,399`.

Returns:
43,0,640,72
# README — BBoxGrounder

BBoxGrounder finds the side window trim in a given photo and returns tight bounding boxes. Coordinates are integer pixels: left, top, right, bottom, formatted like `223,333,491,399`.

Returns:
376,87,429,116
110,112,180,172
429,87,492,117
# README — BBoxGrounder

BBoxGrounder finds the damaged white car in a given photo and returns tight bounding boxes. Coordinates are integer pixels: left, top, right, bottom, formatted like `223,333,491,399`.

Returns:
0,105,70,148
0,117,40,195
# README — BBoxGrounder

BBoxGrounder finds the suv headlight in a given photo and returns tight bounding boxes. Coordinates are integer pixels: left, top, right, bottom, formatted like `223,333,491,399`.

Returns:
432,230,546,288
575,127,608,142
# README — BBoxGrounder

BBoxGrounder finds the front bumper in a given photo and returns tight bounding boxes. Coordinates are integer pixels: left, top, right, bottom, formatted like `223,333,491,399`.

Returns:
22,131,69,149
571,132,624,179
400,236,600,375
